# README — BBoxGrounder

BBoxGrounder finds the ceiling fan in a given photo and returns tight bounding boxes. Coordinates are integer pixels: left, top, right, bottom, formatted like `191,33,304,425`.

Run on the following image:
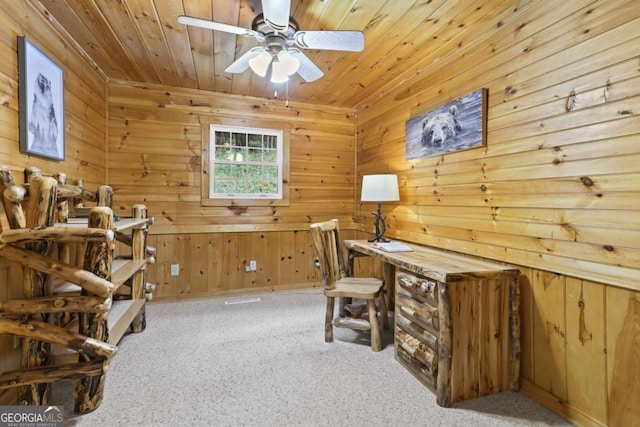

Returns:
178,0,365,83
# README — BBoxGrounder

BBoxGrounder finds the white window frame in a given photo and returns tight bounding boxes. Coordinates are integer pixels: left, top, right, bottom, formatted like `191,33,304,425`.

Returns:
201,119,290,208
209,125,283,200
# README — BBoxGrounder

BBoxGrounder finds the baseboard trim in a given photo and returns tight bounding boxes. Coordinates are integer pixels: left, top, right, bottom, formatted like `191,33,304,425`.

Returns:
520,378,606,427
150,282,322,303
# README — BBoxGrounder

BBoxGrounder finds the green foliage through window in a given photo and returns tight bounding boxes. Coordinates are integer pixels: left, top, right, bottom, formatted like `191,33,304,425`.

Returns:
210,125,283,199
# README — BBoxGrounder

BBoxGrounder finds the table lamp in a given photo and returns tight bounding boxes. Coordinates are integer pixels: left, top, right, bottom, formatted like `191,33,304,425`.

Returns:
360,174,399,242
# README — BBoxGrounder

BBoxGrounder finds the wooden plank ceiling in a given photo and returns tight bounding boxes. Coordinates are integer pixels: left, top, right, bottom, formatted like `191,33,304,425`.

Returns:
40,0,515,108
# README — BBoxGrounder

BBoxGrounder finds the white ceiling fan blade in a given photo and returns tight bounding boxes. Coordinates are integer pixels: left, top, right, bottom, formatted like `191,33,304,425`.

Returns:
261,0,291,32
178,15,257,37
288,49,323,82
225,47,265,73
294,31,365,52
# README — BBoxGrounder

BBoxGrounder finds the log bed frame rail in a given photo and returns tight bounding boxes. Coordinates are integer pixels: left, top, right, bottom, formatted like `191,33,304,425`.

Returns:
0,166,155,414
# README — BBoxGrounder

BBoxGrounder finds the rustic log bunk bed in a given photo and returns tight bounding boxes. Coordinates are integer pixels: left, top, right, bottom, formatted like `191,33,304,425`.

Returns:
0,166,155,413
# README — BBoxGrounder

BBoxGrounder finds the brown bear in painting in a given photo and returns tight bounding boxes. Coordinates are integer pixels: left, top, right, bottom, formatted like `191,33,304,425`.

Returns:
421,105,462,148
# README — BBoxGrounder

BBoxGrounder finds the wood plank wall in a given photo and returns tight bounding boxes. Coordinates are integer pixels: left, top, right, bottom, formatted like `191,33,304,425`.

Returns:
0,0,108,404
107,80,359,299
0,1,107,190
0,1,638,425
353,0,640,425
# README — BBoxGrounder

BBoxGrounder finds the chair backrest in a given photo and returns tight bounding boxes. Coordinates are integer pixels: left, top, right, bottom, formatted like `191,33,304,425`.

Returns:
310,219,347,290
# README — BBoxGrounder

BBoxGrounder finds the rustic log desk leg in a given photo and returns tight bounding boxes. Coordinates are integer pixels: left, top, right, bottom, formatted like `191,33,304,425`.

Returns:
436,281,452,407
382,262,395,311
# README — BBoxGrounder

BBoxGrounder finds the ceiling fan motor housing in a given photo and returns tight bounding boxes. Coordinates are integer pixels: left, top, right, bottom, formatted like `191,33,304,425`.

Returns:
178,2,363,83
252,13,298,39
265,35,289,57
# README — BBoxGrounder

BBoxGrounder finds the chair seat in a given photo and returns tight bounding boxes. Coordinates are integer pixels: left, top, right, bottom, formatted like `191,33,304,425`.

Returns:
324,277,383,299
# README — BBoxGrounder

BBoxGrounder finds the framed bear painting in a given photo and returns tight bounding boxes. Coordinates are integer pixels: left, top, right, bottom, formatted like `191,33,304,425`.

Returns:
18,36,65,161
405,88,487,161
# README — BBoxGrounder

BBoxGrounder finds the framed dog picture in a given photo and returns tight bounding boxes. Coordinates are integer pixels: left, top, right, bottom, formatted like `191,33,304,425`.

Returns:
405,88,487,161
18,36,65,161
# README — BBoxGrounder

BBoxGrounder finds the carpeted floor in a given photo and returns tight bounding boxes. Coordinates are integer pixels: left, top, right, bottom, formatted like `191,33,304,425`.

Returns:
54,290,573,426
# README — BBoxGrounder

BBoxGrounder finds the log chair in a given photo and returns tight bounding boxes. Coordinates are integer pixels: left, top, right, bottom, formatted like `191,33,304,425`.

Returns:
310,218,388,352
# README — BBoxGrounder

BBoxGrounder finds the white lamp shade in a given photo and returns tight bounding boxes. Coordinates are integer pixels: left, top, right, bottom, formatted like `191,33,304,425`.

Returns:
271,50,300,83
248,51,272,77
361,174,399,202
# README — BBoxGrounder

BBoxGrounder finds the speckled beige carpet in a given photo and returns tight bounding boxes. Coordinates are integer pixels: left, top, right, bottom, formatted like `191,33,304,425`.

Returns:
54,289,572,426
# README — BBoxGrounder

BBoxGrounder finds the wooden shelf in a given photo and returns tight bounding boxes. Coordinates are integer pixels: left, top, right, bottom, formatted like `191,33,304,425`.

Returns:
57,217,151,232
112,259,147,288
51,259,148,295
107,299,145,345
52,213,151,348
53,299,145,363
0,169,155,412
113,218,151,232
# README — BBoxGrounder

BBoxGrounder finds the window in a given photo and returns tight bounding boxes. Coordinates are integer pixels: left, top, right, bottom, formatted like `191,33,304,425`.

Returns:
201,121,290,207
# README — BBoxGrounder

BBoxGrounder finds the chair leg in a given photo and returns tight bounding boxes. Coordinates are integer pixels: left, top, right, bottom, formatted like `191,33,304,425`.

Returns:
367,298,381,351
325,296,335,343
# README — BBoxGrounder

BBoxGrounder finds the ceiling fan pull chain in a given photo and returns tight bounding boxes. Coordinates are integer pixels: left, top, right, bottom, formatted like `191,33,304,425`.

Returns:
286,80,289,107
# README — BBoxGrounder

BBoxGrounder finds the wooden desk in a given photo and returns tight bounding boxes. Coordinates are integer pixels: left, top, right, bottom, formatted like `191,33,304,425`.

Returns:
343,239,521,407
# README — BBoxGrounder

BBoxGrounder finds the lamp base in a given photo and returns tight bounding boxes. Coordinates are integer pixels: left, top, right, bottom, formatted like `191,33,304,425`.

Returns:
368,235,390,243
367,202,389,242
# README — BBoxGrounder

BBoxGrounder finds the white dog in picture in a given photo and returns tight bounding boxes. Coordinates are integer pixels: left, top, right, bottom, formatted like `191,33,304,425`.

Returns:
28,73,60,158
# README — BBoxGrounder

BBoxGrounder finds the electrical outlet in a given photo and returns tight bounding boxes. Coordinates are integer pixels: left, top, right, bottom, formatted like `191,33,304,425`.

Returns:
245,265,252,272
170,264,180,276
249,260,257,271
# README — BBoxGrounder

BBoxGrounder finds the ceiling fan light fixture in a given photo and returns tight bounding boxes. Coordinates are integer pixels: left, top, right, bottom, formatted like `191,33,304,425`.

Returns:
270,50,299,83
248,51,273,77
179,0,365,85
